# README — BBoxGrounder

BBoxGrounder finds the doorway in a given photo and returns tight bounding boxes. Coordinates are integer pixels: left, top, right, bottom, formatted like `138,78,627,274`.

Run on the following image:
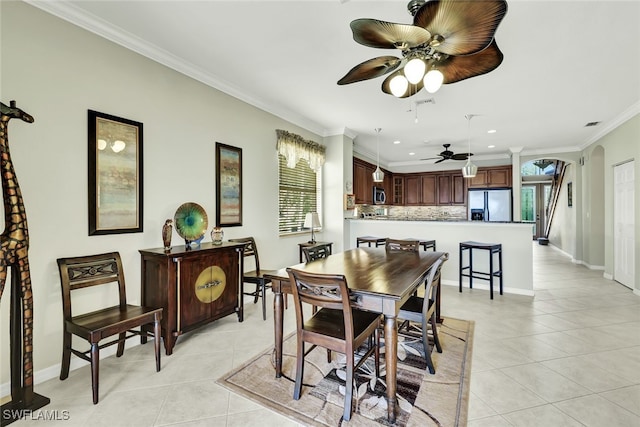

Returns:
614,160,635,289
522,183,552,240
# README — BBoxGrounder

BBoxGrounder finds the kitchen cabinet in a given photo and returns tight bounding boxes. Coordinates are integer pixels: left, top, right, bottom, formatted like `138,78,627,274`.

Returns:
468,166,512,188
139,242,244,355
353,157,392,204
353,159,373,204
437,172,467,205
393,176,404,205
405,173,437,205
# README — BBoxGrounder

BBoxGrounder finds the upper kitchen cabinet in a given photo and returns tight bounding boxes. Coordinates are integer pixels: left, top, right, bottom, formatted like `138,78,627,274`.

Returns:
353,158,373,204
467,166,512,188
353,157,392,204
438,172,467,205
392,176,404,205
405,173,437,205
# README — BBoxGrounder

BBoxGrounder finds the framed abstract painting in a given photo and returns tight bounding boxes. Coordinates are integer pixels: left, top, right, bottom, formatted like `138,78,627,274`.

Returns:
215,142,242,227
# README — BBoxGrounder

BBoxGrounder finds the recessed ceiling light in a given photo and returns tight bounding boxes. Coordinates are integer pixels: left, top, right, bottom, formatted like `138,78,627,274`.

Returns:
409,152,415,156
488,145,495,148
487,129,496,134
393,140,401,144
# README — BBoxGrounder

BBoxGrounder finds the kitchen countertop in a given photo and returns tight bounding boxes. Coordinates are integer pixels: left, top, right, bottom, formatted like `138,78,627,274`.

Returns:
348,217,528,224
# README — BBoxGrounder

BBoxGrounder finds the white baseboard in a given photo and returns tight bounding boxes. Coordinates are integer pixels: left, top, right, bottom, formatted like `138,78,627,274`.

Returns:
441,279,535,297
1,342,132,399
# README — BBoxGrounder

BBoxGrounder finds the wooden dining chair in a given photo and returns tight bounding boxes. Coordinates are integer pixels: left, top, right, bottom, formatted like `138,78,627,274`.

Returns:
229,237,280,320
384,238,420,252
287,268,381,422
57,252,163,404
397,252,449,374
301,242,332,262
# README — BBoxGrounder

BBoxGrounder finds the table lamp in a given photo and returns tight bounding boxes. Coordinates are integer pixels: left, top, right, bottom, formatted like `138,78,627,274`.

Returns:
303,212,321,244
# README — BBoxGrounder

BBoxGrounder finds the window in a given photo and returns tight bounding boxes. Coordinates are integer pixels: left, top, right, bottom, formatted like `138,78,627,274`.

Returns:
278,155,321,235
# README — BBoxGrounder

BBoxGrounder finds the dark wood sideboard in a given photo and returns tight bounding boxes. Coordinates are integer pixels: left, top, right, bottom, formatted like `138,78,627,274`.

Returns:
139,242,245,355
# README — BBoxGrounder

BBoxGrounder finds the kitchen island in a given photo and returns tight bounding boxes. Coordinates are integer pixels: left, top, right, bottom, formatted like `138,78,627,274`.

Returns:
345,218,534,295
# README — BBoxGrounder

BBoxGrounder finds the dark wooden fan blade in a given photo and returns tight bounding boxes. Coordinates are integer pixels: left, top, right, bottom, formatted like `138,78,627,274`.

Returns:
434,158,446,164
351,19,432,50
420,156,443,161
338,56,402,85
381,68,424,97
414,0,508,56
452,153,472,160
436,40,504,84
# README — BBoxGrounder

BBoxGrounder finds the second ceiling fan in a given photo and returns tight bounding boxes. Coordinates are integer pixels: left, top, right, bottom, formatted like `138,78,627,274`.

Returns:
421,144,472,163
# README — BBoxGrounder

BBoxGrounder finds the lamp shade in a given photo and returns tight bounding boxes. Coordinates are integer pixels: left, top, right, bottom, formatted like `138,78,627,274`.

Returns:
404,58,426,84
462,161,478,178
372,166,384,183
423,69,444,93
304,212,321,229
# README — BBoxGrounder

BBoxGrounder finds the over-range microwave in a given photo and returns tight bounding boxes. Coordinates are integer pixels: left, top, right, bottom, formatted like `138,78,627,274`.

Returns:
373,186,386,205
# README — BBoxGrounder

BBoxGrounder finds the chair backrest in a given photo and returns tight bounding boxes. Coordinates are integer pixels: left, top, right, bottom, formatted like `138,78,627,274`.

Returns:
228,237,262,273
286,268,355,343
385,238,420,253
302,243,332,262
57,252,127,321
423,252,449,316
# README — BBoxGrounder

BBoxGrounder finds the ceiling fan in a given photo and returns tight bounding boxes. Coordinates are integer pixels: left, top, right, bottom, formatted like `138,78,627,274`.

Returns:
337,0,508,98
421,144,472,163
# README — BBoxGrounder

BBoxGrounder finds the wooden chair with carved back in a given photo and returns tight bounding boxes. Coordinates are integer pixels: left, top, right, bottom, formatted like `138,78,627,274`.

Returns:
397,252,449,374
229,237,281,320
384,238,420,253
57,252,163,404
301,242,332,262
287,267,381,422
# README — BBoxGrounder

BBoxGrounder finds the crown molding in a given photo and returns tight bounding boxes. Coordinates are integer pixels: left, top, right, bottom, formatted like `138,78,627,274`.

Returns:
25,0,328,137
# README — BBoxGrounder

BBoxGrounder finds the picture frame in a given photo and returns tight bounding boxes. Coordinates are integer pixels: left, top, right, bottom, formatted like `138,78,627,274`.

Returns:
216,142,242,227
345,193,355,210
567,181,573,207
88,110,143,235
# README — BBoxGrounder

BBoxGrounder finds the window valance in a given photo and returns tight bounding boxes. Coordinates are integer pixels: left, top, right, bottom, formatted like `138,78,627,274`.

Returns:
276,129,325,172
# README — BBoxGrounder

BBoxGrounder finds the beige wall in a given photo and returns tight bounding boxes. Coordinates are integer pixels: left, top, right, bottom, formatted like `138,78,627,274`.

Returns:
0,1,333,388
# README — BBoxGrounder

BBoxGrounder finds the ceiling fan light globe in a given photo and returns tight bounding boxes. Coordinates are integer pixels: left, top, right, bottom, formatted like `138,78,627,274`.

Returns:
389,75,409,97
462,161,478,178
404,58,426,84
423,69,444,93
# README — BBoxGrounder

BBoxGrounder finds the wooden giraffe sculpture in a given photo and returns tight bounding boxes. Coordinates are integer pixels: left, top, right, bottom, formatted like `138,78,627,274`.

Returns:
0,100,48,421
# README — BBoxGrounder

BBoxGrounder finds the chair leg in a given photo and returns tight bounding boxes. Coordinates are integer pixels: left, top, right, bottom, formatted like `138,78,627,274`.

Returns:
254,283,260,304
293,340,305,400
422,322,436,375
153,316,162,372
116,332,126,357
343,353,354,421
60,330,71,380
90,342,100,404
374,328,380,379
260,280,267,321
431,313,442,353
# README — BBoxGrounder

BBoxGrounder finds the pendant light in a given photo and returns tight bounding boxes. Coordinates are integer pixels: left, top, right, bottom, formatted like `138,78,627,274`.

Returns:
462,114,478,178
372,128,384,183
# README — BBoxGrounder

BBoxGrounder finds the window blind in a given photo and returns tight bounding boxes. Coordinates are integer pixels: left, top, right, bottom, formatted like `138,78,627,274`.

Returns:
278,155,318,235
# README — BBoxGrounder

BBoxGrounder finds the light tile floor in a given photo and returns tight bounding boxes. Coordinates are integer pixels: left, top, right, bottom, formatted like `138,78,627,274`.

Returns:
7,243,640,426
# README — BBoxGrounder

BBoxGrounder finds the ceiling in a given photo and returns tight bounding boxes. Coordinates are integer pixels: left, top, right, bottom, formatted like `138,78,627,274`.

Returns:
30,0,640,172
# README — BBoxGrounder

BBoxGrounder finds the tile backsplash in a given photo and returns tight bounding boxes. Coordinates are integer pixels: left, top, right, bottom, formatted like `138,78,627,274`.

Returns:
354,205,467,220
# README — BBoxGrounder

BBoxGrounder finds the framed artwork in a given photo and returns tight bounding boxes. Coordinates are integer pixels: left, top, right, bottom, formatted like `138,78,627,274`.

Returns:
216,142,242,227
345,193,355,210
88,110,143,235
567,181,573,207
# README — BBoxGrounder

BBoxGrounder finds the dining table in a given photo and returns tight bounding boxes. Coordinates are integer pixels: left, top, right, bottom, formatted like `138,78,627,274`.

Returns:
266,247,445,423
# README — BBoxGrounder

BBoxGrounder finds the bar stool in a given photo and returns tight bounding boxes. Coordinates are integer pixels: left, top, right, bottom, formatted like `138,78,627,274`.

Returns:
356,236,387,247
459,241,503,299
404,238,436,251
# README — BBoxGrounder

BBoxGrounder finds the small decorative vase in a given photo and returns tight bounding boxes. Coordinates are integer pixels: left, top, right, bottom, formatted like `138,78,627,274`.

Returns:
162,219,173,251
211,227,224,245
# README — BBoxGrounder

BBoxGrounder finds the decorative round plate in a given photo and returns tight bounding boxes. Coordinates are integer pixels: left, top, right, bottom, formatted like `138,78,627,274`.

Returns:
174,202,208,242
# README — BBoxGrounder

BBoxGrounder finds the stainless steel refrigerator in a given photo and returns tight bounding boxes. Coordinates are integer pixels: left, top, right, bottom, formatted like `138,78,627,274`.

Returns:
468,188,512,222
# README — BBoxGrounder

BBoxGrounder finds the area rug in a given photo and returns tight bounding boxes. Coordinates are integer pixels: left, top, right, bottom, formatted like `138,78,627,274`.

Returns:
217,317,474,426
